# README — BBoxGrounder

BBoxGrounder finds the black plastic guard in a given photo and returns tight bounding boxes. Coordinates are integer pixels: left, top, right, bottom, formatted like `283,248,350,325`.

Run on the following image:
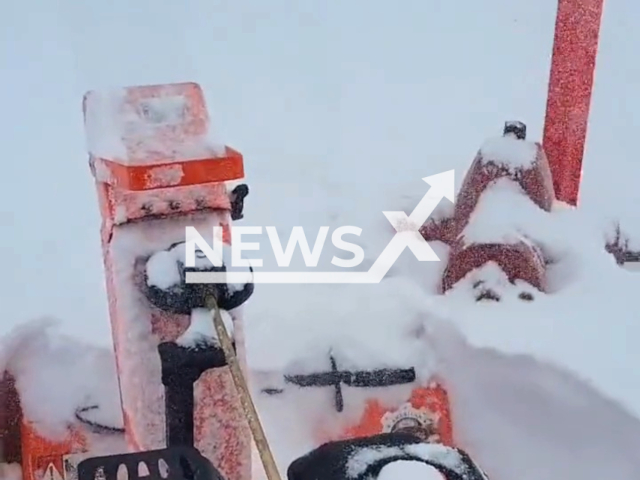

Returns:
287,433,489,480
77,446,225,480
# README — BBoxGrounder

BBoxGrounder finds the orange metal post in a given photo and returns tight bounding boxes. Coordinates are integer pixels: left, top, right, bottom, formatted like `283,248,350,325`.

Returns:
83,82,250,480
542,0,605,205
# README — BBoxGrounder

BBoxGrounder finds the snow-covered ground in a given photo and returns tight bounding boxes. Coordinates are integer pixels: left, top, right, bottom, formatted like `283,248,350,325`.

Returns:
3,1,640,480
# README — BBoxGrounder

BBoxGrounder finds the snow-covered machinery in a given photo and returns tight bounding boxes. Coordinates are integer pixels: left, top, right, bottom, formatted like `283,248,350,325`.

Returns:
81,82,254,480
421,121,555,300
0,0,609,479
4,82,256,480
70,81,479,480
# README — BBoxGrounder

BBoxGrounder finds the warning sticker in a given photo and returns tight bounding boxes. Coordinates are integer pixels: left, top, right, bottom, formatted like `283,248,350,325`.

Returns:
42,463,63,480
34,456,63,480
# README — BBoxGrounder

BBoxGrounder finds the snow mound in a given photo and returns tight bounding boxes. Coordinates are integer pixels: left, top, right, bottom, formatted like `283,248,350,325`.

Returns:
0,318,122,439
246,277,437,377
426,321,640,480
461,178,549,246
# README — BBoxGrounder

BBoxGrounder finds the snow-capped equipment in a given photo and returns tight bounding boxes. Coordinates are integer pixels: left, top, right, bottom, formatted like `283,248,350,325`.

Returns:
2,0,607,473
143,241,254,316
81,81,253,480
421,122,553,297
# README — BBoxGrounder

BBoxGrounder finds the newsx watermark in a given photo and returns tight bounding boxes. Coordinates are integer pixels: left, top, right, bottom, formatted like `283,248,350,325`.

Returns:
184,170,454,284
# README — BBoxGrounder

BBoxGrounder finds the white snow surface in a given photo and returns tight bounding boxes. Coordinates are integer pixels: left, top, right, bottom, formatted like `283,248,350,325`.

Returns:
461,178,550,246
0,318,123,440
84,87,226,164
145,249,182,289
378,461,444,480
177,308,235,348
3,176,640,480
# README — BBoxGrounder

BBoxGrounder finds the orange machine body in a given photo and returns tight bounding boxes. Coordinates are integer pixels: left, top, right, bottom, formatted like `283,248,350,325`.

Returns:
340,382,454,446
20,422,86,480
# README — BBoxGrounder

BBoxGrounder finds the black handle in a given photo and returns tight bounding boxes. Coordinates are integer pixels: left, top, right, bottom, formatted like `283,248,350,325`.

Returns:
158,341,231,447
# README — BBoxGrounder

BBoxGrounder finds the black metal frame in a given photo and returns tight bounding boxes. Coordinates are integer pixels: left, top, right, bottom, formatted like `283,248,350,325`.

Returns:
77,446,223,480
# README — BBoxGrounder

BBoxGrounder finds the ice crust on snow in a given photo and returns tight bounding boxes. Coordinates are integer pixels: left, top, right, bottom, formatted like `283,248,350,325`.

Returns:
479,135,538,168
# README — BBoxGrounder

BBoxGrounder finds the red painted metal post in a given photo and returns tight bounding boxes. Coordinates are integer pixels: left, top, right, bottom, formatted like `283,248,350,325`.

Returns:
542,0,605,206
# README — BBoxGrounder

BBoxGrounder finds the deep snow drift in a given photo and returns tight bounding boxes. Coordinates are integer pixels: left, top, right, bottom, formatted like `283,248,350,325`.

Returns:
2,169,640,480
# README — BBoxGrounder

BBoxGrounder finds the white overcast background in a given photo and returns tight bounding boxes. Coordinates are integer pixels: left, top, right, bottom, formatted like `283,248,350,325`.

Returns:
0,0,636,345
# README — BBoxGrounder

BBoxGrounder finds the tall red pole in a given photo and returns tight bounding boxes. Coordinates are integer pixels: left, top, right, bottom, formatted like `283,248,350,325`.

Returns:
542,0,605,206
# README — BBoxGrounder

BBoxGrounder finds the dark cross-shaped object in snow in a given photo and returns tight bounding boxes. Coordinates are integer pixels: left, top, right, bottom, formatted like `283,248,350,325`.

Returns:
283,354,416,413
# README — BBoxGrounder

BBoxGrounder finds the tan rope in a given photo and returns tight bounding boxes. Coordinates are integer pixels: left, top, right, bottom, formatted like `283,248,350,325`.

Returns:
206,296,282,480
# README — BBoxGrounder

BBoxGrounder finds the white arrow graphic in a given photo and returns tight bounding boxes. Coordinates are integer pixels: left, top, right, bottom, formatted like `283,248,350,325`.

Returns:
186,170,455,284
364,170,455,283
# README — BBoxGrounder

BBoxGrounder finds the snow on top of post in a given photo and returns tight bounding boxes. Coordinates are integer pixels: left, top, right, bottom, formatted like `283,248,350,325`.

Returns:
479,134,538,169
84,88,129,161
83,84,226,165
